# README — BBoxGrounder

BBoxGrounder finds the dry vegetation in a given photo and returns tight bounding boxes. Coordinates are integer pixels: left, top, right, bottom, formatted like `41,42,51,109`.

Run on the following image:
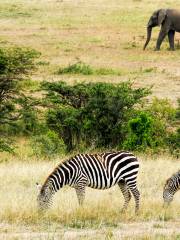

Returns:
0,153,180,239
0,0,180,103
0,0,180,239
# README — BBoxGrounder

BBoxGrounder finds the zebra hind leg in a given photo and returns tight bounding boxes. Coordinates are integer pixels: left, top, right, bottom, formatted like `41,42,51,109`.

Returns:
75,185,86,206
118,180,131,212
127,183,140,214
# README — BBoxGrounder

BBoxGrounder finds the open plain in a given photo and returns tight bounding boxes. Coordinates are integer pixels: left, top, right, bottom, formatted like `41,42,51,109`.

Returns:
0,0,180,103
0,154,180,239
0,0,180,239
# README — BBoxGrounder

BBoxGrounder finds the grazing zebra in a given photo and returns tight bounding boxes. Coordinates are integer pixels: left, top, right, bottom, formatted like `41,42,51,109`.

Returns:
36,151,140,213
163,170,180,205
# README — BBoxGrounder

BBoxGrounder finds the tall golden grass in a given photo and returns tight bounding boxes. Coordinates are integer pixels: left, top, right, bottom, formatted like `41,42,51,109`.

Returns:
0,154,179,228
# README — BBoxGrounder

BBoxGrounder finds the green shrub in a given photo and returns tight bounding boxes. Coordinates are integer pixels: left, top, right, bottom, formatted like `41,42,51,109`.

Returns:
167,128,180,158
31,130,65,158
147,97,176,122
166,98,180,157
0,46,40,151
0,46,39,77
123,98,176,152
0,138,14,153
123,111,167,151
176,98,180,119
123,112,154,150
42,81,150,151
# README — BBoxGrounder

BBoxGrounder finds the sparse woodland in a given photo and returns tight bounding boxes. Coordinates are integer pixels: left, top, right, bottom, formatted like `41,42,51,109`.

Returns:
0,0,179,239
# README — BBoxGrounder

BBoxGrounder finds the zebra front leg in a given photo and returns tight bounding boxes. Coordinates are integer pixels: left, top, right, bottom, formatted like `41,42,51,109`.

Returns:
128,185,140,214
118,181,131,212
75,185,86,206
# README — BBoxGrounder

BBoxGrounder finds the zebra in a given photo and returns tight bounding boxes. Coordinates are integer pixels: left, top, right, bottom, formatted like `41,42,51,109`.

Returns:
163,170,180,205
36,151,140,213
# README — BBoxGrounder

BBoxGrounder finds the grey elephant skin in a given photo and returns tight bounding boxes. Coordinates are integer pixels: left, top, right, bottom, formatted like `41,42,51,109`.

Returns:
143,9,180,51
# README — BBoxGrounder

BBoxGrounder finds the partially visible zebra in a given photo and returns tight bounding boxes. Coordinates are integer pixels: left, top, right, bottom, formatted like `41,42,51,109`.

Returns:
36,151,140,213
163,170,180,205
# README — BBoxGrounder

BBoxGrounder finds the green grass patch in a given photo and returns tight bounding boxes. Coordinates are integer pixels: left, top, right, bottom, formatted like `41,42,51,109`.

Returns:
130,67,157,75
142,67,157,73
19,79,40,91
0,3,33,19
56,61,122,76
37,60,50,66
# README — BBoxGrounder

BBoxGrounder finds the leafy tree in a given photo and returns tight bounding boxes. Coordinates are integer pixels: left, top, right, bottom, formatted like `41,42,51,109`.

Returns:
42,81,150,151
0,46,40,151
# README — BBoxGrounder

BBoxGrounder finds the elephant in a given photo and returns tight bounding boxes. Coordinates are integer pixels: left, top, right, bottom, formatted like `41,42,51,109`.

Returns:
143,9,180,51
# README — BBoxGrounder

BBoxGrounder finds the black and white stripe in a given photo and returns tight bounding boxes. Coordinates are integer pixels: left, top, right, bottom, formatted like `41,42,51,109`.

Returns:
163,170,180,205
37,151,140,213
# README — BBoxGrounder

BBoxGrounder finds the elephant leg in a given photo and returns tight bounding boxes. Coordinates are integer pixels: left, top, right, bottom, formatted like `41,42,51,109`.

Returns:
168,30,175,50
155,29,168,50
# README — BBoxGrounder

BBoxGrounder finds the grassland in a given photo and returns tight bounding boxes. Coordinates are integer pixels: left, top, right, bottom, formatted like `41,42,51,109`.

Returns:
0,153,180,239
0,0,180,104
0,0,180,239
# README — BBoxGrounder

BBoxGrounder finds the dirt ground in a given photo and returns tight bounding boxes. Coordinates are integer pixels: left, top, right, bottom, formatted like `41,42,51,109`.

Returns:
0,0,180,105
1,221,180,239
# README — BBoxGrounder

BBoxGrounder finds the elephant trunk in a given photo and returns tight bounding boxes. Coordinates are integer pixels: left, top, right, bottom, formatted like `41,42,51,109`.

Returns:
143,27,152,50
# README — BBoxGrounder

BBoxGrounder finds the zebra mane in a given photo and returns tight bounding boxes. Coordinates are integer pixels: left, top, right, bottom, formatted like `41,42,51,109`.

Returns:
171,170,180,179
171,170,180,178
165,177,171,187
165,170,180,187
40,153,100,190
41,158,70,191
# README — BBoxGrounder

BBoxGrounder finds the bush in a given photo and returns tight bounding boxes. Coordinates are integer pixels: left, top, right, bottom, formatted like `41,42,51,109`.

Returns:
0,138,14,153
123,112,154,150
31,130,65,158
124,98,177,152
147,97,176,122
42,81,150,151
0,46,40,151
123,112,166,151
167,128,180,158
166,98,180,157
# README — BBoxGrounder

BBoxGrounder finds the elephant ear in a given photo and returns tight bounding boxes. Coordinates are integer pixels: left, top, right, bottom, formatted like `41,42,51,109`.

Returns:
158,9,167,26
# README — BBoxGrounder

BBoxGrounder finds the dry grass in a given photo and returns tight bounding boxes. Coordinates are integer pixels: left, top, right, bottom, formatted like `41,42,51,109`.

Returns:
0,0,180,239
0,154,180,239
0,0,180,104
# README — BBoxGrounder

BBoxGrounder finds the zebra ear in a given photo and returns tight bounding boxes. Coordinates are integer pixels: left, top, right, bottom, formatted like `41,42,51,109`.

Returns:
36,182,42,192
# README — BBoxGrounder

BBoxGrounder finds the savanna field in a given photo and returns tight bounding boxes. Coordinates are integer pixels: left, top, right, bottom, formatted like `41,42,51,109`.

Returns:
0,0,180,239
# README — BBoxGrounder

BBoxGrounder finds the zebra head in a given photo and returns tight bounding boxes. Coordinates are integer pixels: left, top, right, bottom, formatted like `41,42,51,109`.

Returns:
163,178,174,205
36,182,54,211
